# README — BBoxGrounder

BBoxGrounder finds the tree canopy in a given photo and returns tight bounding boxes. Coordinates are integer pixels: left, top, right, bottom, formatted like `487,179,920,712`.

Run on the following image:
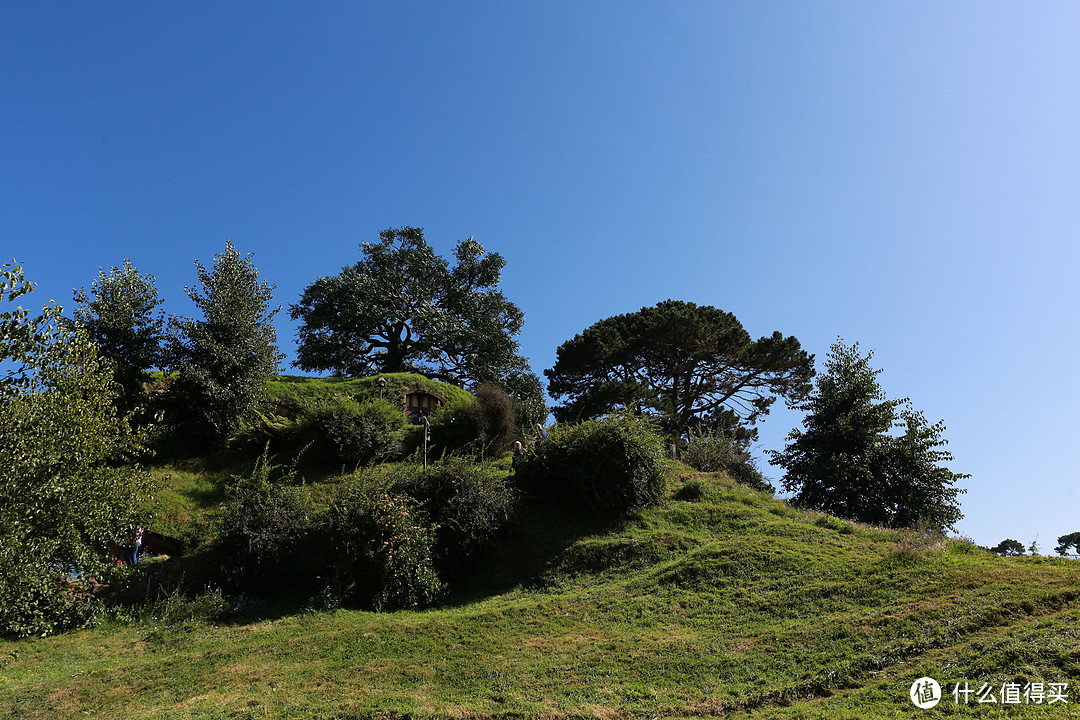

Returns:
545,300,814,438
166,241,282,448
769,339,967,532
290,227,529,388
990,538,1026,557
72,260,165,411
1,263,154,636
1055,532,1080,557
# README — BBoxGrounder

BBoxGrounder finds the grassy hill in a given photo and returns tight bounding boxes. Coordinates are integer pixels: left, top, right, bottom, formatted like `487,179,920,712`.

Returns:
2,466,1078,719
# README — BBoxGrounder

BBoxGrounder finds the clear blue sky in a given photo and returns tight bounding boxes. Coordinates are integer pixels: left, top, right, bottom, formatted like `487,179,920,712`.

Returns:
3,2,1077,550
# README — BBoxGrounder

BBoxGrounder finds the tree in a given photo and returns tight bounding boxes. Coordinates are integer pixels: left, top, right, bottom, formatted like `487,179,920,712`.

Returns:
990,538,1026,556
545,300,814,438
166,241,282,448
1,263,154,637
1055,532,1080,557
769,339,967,532
290,227,528,387
72,260,165,412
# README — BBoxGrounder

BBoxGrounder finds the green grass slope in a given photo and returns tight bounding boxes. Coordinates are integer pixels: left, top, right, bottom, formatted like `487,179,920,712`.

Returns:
2,471,1078,719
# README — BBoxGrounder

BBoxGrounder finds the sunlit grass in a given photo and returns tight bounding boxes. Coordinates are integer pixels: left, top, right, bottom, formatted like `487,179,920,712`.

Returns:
2,470,1078,718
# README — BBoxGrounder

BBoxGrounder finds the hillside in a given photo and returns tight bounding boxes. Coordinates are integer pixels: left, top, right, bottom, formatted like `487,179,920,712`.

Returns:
1,469,1078,718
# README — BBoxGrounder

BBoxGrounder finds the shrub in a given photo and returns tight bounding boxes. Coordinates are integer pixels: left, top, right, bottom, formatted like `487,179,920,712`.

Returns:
325,486,442,611
682,429,774,494
518,415,667,517
726,456,775,495
0,549,102,638
214,452,313,587
682,429,745,473
392,457,520,570
428,383,517,457
315,396,408,466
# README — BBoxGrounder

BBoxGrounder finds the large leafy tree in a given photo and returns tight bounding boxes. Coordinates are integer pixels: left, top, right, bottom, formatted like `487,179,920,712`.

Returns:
290,227,528,387
769,339,967,532
545,300,814,438
72,260,165,412
166,241,282,448
1,263,154,637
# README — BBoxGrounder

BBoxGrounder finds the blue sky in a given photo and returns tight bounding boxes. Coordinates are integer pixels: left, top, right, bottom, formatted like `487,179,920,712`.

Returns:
3,2,1077,550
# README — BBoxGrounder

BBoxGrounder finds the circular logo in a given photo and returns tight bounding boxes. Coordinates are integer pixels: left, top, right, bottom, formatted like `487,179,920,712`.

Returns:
910,677,942,709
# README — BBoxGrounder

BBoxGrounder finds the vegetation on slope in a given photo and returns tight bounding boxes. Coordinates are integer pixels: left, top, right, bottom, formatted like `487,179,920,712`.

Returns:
2,466,1077,719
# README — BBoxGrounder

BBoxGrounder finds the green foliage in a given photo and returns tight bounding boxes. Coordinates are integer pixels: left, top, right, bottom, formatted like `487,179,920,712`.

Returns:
325,485,443,611
72,260,165,413
1055,531,1080,556
501,369,549,435
0,547,103,639
291,226,530,387
8,462,1080,719
990,538,1026,556
517,414,668,517
266,373,474,414
429,382,516,456
391,457,520,569
770,339,967,532
681,428,746,473
0,263,155,637
673,476,707,501
165,241,283,449
214,451,313,587
546,300,814,439
314,396,408,466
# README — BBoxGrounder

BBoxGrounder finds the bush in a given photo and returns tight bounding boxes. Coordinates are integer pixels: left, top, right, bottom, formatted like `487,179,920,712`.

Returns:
428,383,517,457
315,396,408,466
682,429,774,494
392,457,520,570
517,415,668,517
325,485,442,611
0,549,102,638
214,452,314,587
682,429,745,473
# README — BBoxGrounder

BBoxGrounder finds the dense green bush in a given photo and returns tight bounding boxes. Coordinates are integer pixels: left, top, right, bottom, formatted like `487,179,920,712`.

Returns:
392,457,520,569
428,383,516,457
517,415,668,517
725,456,774,495
315,396,408,466
325,485,442,611
0,550,102,638
214,453,314,587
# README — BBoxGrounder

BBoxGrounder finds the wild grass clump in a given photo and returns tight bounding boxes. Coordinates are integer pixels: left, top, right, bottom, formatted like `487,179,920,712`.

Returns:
517,414,668,518
673,476,707,501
